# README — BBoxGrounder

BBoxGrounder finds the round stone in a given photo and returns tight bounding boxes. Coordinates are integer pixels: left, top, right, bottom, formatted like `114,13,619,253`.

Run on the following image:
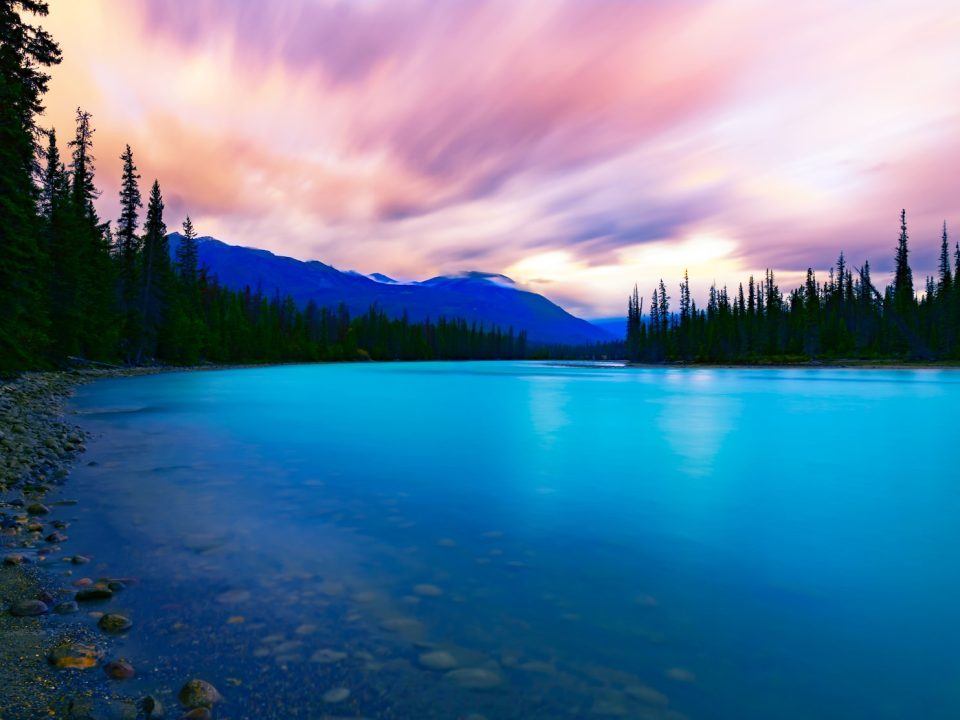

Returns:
178,679,223,709
48,642,102,669
9,599,49,617
98,613,133,633
75,586,113,602
104,659,136,680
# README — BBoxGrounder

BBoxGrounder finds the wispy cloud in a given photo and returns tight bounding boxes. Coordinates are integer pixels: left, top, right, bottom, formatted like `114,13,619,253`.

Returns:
43,0,960,315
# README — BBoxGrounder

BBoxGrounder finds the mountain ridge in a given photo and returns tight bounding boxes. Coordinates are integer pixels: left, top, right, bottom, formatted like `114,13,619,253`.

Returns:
167,233,612,346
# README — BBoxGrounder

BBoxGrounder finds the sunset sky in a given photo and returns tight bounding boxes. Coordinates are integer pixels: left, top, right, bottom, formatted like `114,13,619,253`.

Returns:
41,0,960,318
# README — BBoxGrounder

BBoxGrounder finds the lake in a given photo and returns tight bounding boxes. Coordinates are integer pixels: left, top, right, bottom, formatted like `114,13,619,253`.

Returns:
62,362,960,719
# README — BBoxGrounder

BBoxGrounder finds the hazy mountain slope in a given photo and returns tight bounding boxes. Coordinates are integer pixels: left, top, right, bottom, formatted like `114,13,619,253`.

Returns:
168,234,612,345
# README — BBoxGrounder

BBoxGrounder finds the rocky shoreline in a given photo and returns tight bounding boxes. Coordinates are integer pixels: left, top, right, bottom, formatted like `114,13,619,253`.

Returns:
0,369,225,720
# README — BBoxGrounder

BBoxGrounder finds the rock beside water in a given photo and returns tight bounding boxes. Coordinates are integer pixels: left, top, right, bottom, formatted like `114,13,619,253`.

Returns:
9,599,48,617
75,585,113,602
49,641,102,670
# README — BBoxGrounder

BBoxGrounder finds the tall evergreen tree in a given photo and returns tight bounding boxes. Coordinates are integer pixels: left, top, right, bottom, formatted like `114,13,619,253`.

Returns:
893,209,914,313
0,0,61,370
42,128,83,358
66,109,117,360
39,127,62,219
137,179,171,361
938,222,952,294
116,144,142,358
176,215,199,285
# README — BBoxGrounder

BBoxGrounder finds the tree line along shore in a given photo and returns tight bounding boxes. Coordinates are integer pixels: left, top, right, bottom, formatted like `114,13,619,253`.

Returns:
4,4,959,376
625,211,960,364
1,4,531,376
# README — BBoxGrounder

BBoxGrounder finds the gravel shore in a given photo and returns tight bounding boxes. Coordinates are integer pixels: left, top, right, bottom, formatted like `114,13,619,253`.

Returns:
0,368,218,720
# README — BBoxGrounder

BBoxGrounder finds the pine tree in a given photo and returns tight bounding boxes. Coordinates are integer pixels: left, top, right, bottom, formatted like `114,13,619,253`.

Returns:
42,128,82,358
0,0,61,370
116,144,142,358
66,109,117,360
176,215,199,285
40,127,62,219
68,109,98,219
658,279,669,335
938,222,951,295
137,179,171,361
893,209,914,313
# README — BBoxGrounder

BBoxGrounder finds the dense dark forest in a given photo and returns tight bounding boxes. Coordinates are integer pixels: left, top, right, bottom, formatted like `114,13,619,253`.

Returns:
4,4,957,374
0,2,527,373
626,211,959,363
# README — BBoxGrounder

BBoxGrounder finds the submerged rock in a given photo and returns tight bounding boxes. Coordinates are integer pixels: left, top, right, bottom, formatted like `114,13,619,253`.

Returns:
379,616,423,634
178,679,223,709
310,648,347,664
26,503,50,516
180,709,211,720
104,659,136,680
75,585,113,601
140,696,165,719
322,687,350,703
666,667,696,683
413,583,443,597
215,588,250,604
49,641,102,669
446,667,503,690
53,600,80,614
98,613,133,633
419,650,459,670
625,683,669,706
3,553,29,566
9,599,48,616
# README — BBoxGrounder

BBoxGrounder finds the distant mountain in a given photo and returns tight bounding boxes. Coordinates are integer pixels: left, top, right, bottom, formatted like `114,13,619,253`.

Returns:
589,317,627,340
367,272,398,284
168,234,613,346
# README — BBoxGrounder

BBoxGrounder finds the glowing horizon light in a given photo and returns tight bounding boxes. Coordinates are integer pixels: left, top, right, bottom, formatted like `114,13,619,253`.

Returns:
39,0,960,317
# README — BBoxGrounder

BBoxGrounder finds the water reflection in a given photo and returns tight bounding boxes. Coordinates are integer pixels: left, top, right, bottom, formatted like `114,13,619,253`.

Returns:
57,362,960,720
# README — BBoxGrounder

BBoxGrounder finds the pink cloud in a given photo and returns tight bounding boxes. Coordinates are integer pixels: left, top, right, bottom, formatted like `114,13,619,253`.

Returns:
41,0,960,315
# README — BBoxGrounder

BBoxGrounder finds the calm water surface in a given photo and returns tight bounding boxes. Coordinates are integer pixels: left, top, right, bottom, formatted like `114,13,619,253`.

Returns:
63,362,960,719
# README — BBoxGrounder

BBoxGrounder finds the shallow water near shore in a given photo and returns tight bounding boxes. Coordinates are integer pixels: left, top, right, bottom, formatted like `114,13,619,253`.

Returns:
63,361,960,719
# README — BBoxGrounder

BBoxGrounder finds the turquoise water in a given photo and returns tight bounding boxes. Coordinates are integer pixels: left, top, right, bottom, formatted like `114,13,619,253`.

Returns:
63,362,960,719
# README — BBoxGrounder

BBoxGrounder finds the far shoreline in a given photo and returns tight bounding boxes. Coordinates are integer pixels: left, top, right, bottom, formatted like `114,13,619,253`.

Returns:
622,359,960,370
